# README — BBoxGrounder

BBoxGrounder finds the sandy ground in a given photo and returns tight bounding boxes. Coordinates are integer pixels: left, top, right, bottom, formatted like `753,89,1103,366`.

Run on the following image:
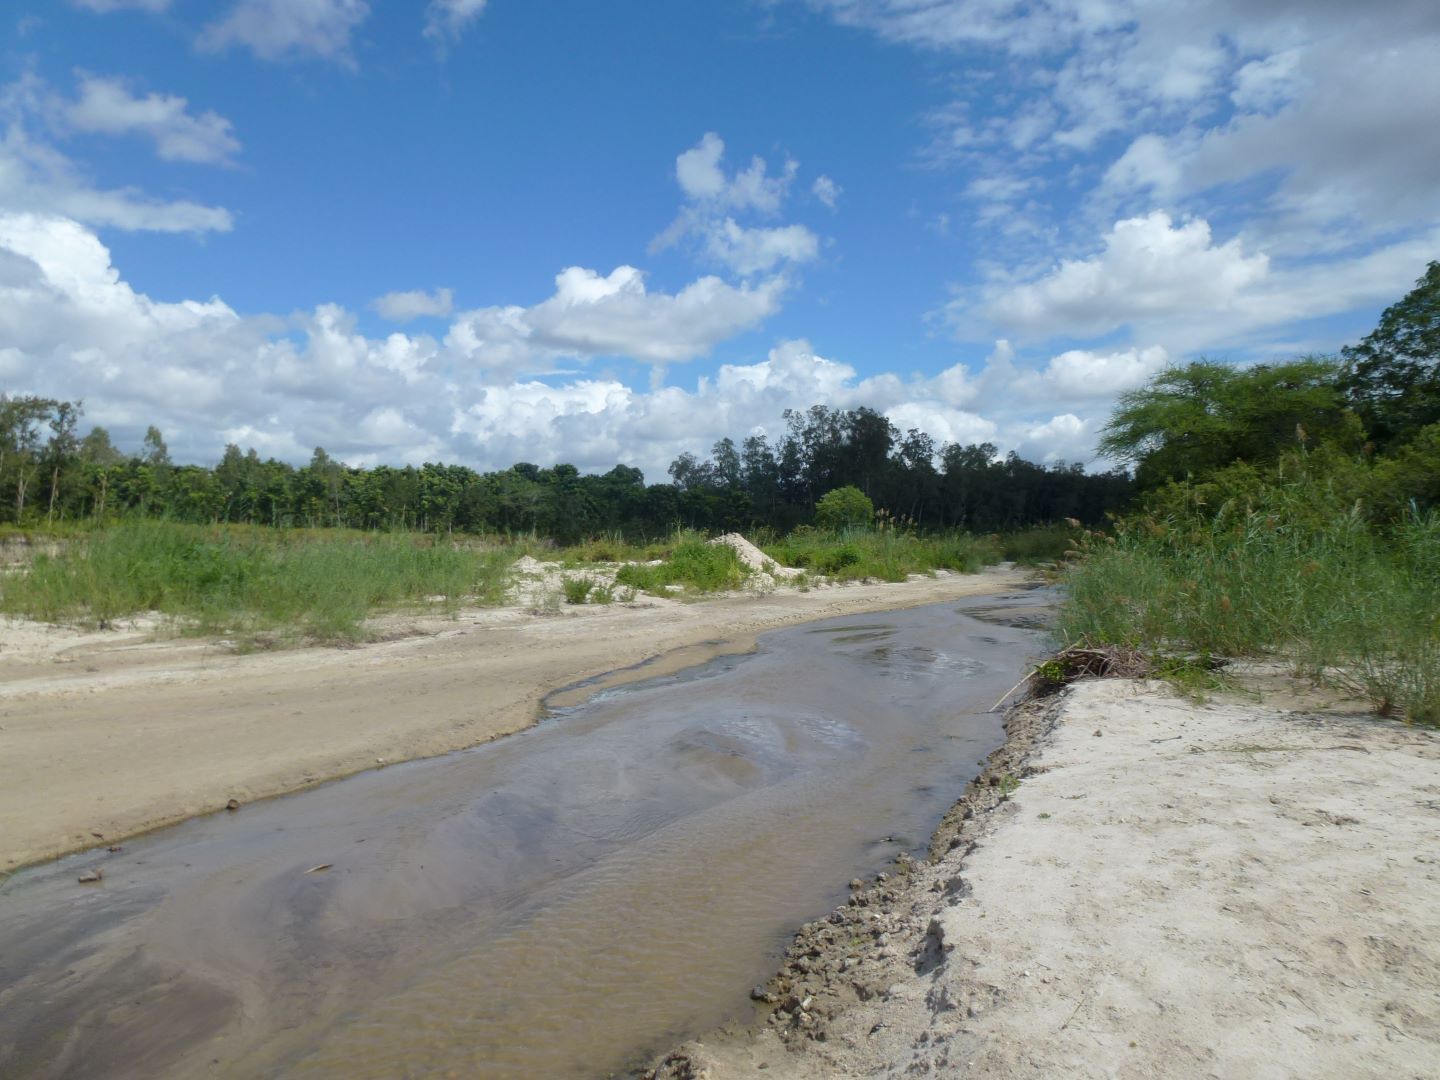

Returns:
656,678,1440,1080
0,565,1032,871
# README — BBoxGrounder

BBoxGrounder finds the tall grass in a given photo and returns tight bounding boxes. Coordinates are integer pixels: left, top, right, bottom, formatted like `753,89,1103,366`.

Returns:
0,521,515,643
761,527,1002,582
1000,524,1075,565
1060,479,1440,725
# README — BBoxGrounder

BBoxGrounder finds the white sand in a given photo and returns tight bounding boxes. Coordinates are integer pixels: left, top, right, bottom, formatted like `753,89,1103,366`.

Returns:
663,679,1440,1079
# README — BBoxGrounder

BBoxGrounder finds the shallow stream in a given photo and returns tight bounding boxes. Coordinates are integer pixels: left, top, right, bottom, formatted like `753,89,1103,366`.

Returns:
0,591,1049,1078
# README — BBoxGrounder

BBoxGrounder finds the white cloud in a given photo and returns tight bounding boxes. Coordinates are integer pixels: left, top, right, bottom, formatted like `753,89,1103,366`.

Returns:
957,210,1440,354
61,75,240,165
0,213,1135,476
822,0,1440,275
654,133,820,276
0,118,233,233
674,132,797,214
424,0,488,41
371,287,454,322
812,175,841,210
702,219,819,276
200,0,371,65
71,0,171,10
448,265,787,371
970,212,1269,341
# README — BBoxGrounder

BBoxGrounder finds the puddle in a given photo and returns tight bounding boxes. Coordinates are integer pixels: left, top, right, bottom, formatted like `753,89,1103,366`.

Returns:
0,592,1052,1079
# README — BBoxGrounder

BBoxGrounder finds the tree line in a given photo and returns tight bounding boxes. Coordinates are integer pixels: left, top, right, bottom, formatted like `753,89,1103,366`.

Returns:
0,401,1131,542
12,258,1431,541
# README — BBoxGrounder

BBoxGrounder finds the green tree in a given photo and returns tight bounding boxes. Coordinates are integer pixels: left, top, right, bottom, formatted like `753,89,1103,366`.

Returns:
1341,261,1440,449
1099,359,1356,488
815,485,874,530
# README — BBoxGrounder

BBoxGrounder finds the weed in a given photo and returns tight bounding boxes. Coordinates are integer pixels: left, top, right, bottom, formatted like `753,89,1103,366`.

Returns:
561,576,595,604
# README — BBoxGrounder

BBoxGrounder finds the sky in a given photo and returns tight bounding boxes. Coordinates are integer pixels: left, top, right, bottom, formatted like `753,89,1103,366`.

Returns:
1,0,1437,479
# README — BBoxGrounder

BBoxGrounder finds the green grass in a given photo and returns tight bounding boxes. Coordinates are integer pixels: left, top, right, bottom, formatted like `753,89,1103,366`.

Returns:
0,520,515,644
561,575,595,604
1060,479,1440,725
1000,525,1077,565
613,536,751,595
761,527,1002,582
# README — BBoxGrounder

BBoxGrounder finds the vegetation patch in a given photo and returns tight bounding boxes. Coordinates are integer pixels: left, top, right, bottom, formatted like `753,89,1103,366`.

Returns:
0,521,513,644
613,537,751,595
762,527,1002,582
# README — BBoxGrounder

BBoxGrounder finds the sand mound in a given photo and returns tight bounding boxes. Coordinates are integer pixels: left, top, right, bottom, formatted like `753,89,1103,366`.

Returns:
708,533,802,579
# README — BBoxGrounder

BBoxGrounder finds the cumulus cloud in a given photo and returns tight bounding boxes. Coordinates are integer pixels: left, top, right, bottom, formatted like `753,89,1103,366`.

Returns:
371,287,454,322
424,0,487,42
60,75,240,165
973,213,1269,341
0,213,1127,477
654,133,821,277
674,132,797,214
954,210,1440,354
200,0,371,65
447,264,787,371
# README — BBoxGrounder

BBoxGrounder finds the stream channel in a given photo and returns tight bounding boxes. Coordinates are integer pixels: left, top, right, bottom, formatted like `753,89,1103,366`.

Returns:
0,590,1051,1079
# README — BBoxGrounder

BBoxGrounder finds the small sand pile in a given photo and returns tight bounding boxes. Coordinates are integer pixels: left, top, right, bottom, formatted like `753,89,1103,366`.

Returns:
708,533,802,580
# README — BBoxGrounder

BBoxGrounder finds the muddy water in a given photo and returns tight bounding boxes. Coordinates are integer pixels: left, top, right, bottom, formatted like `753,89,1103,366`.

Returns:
0,592,1049,1079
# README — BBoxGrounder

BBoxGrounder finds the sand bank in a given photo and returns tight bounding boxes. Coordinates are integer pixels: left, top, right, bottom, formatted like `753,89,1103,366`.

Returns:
0,565,1032,871
656,677,1440,1079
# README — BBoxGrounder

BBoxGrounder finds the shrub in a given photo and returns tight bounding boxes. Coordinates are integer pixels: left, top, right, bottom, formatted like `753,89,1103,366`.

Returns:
561,576,595,604
815,486,874,530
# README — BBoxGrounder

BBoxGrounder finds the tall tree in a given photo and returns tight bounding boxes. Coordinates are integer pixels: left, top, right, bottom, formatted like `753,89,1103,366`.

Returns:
1099,359,1355,488
1341,261,1440,449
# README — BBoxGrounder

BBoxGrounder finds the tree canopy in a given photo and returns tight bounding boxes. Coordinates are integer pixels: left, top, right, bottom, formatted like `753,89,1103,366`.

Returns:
1341,260,1440,450
1098,358,1357,489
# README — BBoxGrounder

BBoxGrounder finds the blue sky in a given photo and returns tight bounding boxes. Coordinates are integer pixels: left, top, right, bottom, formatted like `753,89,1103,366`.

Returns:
2,1,1437,477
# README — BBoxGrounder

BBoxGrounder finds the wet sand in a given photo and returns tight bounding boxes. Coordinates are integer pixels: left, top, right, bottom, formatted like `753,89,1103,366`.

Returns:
0,565,1032,873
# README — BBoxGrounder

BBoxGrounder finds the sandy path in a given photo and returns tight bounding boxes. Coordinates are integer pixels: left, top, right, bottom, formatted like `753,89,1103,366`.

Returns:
659,679,1440,1079
0,566,1031,871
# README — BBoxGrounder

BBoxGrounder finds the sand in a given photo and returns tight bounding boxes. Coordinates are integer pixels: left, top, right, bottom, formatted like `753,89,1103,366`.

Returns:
655,678,1440,1080
0,564,1032,871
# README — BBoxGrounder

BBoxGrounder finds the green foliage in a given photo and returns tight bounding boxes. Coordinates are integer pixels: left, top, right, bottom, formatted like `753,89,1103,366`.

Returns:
1060,471,1440,725
1000,525,1077,564
815,485,874,529
613,537,750,595
1099,358,1357,489
561,576,595,604
0,521,514,643
763,528,1002,582
1341,261,1440,449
